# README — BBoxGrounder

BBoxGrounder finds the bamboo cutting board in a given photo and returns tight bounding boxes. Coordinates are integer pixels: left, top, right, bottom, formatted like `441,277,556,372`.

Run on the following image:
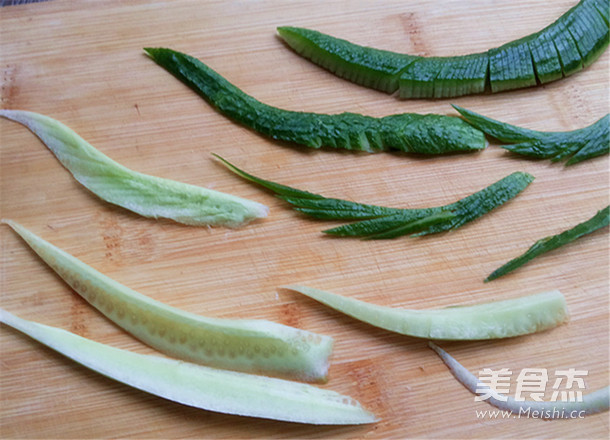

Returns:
1,1,608,438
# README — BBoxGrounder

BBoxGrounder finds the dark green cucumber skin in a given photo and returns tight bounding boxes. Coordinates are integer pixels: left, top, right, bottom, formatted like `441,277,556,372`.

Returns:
454,105,610,165
278,0,609,98
486,206,610,281
144,48,485,154
217,155,534,240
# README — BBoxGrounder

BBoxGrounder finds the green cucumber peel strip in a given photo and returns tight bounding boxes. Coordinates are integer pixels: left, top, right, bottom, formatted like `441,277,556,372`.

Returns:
453,106,610,165
284,285,568,340
0,110,268,227
277,0,609,98
486,206,610,281
0,308,377,425
215,154,534,239
3,219,333,382
428,342,609,419
144,47,486,155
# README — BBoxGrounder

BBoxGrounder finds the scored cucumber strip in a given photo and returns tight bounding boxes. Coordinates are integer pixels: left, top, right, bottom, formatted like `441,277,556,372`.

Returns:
3,220,334,382
285,286,569,340
277,0,609,98
216,155,534,240
429,342,610,419
454,105,610,165
277,26,418,93
0,309,377,425
0,110,268,228
486,206,609,281
144,47,485,155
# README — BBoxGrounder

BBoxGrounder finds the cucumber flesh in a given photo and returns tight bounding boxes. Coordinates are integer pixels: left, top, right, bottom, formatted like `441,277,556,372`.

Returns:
489,40,537,93
528,31,563,84
433,52,488,98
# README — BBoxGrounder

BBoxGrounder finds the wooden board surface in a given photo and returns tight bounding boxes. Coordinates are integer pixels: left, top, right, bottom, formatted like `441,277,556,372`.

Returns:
1,1,608,438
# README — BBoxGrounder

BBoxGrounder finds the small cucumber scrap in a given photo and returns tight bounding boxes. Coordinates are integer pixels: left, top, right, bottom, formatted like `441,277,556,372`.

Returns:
144,47,486,155
285,286,568,340
0,309,377,425
429,342,609,419
3,220,333,382
216,155,534,240
0,110,268,228
277,0,610,98
486,206,609,281
453,106,610,165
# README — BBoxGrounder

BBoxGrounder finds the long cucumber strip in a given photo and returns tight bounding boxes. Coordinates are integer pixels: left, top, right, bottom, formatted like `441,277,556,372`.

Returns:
278,0,609,98
285,286,568,340
0,110,268,227
486,206,609,281
3,220,333,382
216,155,534,240
0,309,377,425
429,342,609,419
453,106,610,165
144,47,486,155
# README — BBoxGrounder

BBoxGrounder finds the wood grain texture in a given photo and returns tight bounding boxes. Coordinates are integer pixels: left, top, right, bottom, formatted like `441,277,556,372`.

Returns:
1,1,608,438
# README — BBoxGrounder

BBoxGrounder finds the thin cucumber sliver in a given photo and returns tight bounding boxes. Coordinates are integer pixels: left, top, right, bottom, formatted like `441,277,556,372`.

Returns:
285,285,569,340
0,110,268,228
278,0,609,98
3,220,333,382
0,309,377,425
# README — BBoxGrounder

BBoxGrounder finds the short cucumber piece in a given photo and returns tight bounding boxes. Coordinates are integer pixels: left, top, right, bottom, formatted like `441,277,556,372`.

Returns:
3,220,334,382
285,286,569,340
0,309,377,425
454,105,610,165
145,47,486,155
0,110,268,228
278,0,609,98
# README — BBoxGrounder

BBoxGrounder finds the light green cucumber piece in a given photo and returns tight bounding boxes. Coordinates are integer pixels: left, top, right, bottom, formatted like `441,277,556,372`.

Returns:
0,110,268,228
277,26,418,93
0,308,377,425
429,342,609,419
3,220,333,382
545,16,584,76
565,0,610,66
398,57,445,98
527,30,563,83
285,285,568,340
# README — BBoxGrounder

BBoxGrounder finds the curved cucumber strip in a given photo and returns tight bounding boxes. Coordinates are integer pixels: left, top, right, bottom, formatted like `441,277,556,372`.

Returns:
429,342,609,418
0,110,268,227
453,106,610,165
278,0,609,98
285,286,568,340
486,206,609,281
0,309,377,425
144,47,486,155
3,220,333,382
216,155,534,240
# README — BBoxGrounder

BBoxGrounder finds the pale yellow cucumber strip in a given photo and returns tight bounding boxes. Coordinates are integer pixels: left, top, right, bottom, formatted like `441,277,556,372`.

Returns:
0,110,268,227
429,342,609,419
0,308,377,425
4,220,333,382
285,285,568,340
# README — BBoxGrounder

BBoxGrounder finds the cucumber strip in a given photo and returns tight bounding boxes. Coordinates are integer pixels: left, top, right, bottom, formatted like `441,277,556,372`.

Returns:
3,220,333,382
216,155,534,240
486,206,609,281
278,0,609,98
285,286,568,340
433,53,488,98
144,48,486,155
453,105,610,165
429,342,610,419
0,309,377,425
0,110,267,228
277,26,418,93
